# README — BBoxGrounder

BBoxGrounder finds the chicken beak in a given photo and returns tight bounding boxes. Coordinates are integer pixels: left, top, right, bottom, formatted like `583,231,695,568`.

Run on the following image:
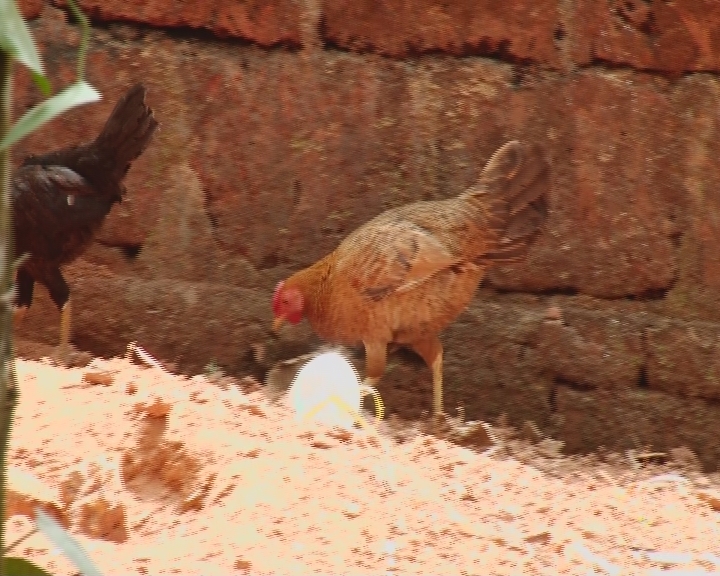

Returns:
272,316,285,334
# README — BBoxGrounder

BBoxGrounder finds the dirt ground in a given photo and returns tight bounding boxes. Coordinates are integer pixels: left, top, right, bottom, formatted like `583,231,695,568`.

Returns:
7,341,720,576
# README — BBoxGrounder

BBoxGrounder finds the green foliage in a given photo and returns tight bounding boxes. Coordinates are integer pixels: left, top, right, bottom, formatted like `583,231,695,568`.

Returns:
0,0,42,76
0,0,101,151
0,1,105,575
34,510,103,576
1,81,100,150
4,557,50,576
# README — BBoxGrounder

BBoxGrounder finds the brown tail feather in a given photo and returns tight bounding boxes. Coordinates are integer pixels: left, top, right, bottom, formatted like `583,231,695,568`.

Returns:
462,140,551,263
22,83,158,201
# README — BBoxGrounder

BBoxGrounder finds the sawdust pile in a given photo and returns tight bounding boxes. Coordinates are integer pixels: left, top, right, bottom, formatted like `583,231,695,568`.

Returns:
7,352,720,575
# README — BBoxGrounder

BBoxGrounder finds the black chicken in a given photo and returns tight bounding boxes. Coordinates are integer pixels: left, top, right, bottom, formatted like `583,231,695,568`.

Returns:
12,83,158,362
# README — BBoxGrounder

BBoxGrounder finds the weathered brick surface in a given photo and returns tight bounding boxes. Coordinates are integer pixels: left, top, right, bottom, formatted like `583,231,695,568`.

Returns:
646,321,720,401
661,77,720,322
321,0,562,65
571,0,720,74
14,260,321,377
488,71,682,298
51,0,303,47
531,310,645,390
12,5,720,469
17,0,44,19
436,300,553,425
555,383,720,472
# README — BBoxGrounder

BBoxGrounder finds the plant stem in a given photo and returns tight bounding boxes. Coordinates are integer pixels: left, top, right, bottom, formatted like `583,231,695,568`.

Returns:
0,49,19,576
66,0,90,79
3,527,36,555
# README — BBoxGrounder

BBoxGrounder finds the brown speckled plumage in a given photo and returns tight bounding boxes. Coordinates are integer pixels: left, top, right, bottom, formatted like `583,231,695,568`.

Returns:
276,140,551,417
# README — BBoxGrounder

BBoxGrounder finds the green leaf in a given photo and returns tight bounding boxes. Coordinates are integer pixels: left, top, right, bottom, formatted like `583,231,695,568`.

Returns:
66,0,90,79
0,80,101,150
35,508,104,576
31,70,52,97
8,466,57,501
4,557,52,576
0,0,44,75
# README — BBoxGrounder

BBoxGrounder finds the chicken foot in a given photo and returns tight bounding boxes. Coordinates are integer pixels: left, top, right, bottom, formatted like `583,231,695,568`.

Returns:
361,341,386,408
362,341,387,385
59,299,72,354
43,268,74,365
362,377,380,389
363,337,445,420
51,298,73,365
11,298,73,365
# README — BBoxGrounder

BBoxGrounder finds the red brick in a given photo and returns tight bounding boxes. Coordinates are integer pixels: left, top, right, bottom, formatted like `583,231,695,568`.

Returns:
17,0,44,20
17,8,689,303
488,71,681,298
572,0,720,74
321,0,561,66
646,321,720,401
51,0,303,47
555,384,720,472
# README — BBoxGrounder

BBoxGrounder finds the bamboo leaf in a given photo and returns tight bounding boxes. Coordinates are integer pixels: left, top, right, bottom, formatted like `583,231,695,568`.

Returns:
34,509,104,576
4,557,51,576
30,70,51,97
0,81,101,150
0,0,43,75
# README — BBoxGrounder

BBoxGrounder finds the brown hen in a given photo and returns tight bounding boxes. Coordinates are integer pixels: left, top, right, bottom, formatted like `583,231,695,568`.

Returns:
272,140,551,418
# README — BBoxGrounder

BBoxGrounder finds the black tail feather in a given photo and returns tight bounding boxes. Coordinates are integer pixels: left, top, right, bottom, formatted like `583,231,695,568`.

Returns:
21,83,158,201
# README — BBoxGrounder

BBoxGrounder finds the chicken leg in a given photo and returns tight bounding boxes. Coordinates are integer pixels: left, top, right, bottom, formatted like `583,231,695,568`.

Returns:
43,269,73,365
57,298,72,362
410,336,444,418
362,341,387,400
363,337,445,420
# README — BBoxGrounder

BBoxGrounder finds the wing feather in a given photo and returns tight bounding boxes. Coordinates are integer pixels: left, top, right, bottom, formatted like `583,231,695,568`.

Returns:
336,219,459,302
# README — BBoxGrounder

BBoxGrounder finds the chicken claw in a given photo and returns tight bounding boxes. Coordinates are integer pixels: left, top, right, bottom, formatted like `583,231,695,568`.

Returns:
362,376,381,391
46,299,74,366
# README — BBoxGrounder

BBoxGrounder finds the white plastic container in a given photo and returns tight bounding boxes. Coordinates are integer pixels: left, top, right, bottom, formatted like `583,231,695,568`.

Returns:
288,350,364,429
